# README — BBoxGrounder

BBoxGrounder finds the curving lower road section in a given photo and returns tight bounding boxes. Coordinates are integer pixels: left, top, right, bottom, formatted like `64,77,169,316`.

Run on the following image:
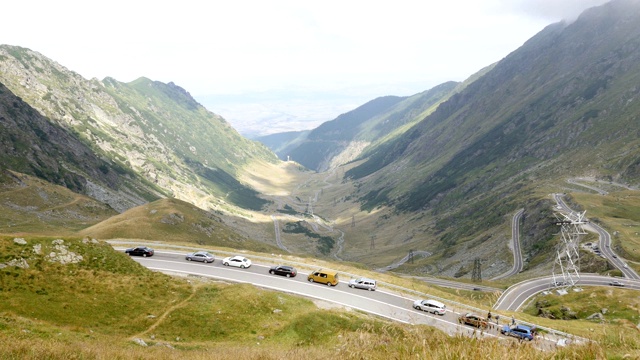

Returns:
494,274,640,311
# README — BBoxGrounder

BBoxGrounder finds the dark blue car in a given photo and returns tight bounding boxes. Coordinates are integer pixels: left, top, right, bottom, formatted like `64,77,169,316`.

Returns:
501,324,534,341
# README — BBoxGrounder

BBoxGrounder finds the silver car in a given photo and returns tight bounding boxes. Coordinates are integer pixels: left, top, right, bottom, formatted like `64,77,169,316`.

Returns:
185,251,215,263
348,277,377,291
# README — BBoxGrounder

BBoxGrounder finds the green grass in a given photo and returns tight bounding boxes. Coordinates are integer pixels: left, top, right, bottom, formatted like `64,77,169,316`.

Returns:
147,283,370,345
571,190,640,263
1,235,638,359
0,237,192,335
0,172,118,235
78,198,279,254
523,287,640,323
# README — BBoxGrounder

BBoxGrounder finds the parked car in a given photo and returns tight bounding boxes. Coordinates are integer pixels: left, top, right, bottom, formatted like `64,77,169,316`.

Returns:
609,280,625,287
458,313,488,329
348,277,377,291
222,255,252,268
269,265,297,277
412,299,446,315
185,251,215,263
501,324,534,341
125,246,154,257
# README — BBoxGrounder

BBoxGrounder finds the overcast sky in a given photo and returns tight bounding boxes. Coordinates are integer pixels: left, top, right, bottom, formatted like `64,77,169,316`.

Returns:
2,0,610,135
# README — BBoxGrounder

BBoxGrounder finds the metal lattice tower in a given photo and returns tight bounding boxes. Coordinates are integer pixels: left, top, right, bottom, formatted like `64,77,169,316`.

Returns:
551,211,587,289
471,258,482,282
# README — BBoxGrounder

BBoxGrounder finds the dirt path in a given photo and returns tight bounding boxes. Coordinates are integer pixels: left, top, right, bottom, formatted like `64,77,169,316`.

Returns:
131,281,200,339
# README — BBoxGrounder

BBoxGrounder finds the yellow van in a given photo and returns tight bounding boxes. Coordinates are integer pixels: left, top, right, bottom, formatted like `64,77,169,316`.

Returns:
307,269,339,286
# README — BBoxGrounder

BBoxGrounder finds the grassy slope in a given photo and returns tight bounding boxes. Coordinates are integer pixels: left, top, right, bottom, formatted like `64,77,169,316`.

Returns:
78,197,279,253
0,236,626,359
0,170,118,236
570,187,640,265
0,170,636,358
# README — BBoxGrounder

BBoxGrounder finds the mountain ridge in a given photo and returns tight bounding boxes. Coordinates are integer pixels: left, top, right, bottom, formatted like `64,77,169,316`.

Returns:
2,0,640,279
0,45,278,217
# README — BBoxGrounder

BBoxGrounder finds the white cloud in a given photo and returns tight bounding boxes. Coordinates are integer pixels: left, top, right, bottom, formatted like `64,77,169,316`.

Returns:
1,0,611,134
497,0,611,21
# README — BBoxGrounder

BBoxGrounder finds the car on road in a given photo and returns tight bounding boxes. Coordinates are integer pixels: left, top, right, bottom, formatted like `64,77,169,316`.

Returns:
185,251,215,263
307,269,339,286
413,299,446,315
609,280,625,287
222,256,252,268
269,265,297,277
458,313,488,329
501,324,534,341
125,246,154,257
348,277,377,291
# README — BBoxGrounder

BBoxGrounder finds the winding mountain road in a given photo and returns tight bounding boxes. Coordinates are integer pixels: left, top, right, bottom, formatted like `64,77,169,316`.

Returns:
553,193,639,280
494,274,640,311
376,250,433,273
491,209,524,281
492,194,640,311
117,246,579,349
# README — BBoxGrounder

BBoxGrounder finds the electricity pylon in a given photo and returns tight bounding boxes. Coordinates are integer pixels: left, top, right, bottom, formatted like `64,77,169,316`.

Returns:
471,258,482,282
551,211,587,289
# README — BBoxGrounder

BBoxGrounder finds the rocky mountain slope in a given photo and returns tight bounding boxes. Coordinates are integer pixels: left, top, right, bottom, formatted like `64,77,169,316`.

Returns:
2,1,640,279
0,45,278,215
279,82,459,172
0,80,155,211
335,0,640,273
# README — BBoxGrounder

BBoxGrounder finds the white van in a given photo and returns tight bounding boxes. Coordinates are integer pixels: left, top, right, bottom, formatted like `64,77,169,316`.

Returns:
413,299,446,315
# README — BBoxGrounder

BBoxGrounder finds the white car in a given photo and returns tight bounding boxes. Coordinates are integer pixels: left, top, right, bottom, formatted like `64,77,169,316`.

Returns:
413,299,446,315
222,255,252,268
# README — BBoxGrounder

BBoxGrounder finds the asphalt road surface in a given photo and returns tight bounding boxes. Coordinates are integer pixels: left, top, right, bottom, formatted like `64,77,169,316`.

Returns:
554,194,639,280
120,248,577,349
494,274,640,311
491,208,525,281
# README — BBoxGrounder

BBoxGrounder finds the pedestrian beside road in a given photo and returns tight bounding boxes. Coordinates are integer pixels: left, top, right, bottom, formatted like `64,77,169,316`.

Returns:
511,315,516,326
495,315,500,325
